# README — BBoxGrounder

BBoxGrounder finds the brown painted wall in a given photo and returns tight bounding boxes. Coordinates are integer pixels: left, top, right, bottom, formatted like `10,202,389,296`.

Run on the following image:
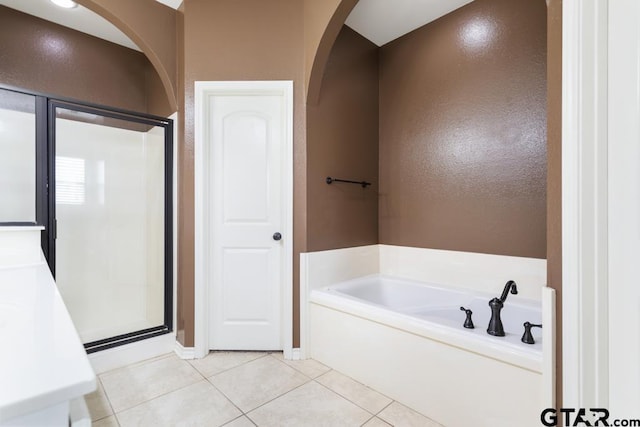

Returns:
179,0,306,347
307,26,379,251
77,0,178,112
303,0,343,95
303,0,358,105
0,6,169,116
547,0,563,407
378,0,547,259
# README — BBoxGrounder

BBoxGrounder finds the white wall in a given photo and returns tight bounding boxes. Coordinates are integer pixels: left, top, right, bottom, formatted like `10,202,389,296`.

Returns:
143,125,166,326
0,108,36,222
379,245,547,300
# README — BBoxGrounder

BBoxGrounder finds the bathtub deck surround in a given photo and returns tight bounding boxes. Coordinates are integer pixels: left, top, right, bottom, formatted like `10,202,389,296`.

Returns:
301,244,555,427
313,275,543,369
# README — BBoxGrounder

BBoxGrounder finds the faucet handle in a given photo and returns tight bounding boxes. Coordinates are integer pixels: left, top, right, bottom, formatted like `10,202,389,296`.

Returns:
460,307,475,329
521,321,542,344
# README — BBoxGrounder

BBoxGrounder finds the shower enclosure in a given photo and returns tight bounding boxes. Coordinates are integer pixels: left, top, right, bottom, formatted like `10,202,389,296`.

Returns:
0,86,173,353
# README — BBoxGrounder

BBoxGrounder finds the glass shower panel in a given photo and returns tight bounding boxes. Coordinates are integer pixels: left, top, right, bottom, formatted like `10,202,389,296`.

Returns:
0,89,36,222
54,108,166,344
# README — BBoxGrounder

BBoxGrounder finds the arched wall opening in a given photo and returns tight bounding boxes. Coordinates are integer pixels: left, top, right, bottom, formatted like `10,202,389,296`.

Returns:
305,0,562,404
75,0,178,115
307,0,548,256
0,2,174,116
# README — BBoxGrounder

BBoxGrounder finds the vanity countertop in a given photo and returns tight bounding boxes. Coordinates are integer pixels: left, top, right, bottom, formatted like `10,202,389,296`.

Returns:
0,262,96,422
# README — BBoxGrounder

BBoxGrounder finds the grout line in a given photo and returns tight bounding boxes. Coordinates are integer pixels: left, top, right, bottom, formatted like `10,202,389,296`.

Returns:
220,414,255,427
312,374,393,416
94,376,117,422
119,381,201,414
186,358,207,381
243,413,259,426
195,351,270,379
312,377,377,414
238,414,258,427
101,354,211,414
206,378,247,417
207,353,313,418
242,377,312,416
98,352,174,378
375,400,394,416
267,353,311,377
106,375,203,415
360,414,377,426
113,412,122,426
267,353,331,379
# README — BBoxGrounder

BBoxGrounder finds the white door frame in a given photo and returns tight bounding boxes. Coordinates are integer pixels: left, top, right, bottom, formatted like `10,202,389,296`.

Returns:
562,0,610,407
193,81,294,359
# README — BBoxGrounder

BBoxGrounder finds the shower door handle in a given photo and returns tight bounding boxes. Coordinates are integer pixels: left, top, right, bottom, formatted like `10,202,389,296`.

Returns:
273,232,282,241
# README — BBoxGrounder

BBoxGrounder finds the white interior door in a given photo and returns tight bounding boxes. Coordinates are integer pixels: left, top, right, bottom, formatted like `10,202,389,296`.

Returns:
208,85,289,350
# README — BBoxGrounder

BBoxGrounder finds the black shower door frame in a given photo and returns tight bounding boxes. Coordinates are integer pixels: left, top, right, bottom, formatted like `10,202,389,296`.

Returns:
0,84,174,353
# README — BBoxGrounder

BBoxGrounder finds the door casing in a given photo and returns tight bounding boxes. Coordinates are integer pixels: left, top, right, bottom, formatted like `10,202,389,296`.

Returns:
562,0,640,413
194,80,294,359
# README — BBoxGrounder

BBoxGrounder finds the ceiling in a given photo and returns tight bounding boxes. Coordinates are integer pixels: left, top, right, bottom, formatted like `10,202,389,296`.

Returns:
155,0,181,9
345,0,475,46
0,0,474,53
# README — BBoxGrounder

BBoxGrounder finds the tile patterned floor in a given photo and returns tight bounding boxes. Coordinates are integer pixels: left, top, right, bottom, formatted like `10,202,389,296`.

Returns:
86,352,443,427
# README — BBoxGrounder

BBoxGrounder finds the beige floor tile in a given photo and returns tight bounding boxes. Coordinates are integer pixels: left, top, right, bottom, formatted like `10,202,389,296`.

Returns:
100,354,203,412
84,379,113,421
378,402,442,427
247,381,371,427
189,351,267,377
209,355,309,412
93,415,119,427
117,380,241,427
270,353,331,379
362,417,392,427
222,415,256,427
316,370,392,414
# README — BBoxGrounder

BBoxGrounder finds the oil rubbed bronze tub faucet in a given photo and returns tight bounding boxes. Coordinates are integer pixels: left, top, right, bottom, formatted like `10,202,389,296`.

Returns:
487,280,518,337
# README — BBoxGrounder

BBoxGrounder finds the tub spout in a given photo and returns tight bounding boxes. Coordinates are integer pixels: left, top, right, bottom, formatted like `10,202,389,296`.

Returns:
498,280,518,303
487,280,518,337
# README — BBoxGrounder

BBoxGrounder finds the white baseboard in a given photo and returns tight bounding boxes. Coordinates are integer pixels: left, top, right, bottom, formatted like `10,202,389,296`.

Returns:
290,348,302,361
89,333,176,374
174,341,196,359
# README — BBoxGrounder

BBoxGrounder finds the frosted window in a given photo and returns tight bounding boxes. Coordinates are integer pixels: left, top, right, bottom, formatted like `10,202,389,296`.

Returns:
0,90,36,222
56,156,85,205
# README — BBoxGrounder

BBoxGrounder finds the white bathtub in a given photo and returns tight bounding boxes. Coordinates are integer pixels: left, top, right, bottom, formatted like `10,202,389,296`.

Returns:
315,275,543,370
303,246,554,427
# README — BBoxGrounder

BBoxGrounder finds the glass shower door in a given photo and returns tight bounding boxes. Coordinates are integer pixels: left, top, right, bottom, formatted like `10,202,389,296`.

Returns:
51,101,172,351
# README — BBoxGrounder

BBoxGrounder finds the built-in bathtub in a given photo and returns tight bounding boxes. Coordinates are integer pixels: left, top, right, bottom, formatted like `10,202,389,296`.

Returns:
301,244,555,427
315,274,542,369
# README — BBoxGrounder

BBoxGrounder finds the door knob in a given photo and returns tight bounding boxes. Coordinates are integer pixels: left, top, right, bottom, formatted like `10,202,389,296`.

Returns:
273,232,282,241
